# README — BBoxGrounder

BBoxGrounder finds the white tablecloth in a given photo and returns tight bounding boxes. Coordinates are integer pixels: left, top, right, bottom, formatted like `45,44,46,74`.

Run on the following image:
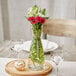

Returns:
0,58,76,76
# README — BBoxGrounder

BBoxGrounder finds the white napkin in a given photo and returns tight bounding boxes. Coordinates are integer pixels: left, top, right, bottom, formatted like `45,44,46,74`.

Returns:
12,44,23,52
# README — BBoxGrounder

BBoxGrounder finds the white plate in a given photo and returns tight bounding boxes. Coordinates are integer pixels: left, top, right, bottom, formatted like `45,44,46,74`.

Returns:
22,39,58,53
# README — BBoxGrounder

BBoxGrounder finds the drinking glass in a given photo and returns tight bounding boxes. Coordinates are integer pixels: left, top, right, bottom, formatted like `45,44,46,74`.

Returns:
10,39,29,58
50,50,63,76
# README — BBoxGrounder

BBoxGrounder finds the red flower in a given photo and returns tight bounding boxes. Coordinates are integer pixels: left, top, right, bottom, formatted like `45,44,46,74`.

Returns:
31,20,37,24
35,16,41,23
40,17,46,23
27,17,35,21
35,16,45,23
27,16,46,24
27,17,37,24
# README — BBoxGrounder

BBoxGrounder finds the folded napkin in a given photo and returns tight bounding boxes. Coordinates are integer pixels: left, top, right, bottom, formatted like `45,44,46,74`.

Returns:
12,44,23,52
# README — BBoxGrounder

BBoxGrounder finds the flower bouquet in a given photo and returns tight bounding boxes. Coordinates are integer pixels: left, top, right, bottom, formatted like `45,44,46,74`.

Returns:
26,5,48,70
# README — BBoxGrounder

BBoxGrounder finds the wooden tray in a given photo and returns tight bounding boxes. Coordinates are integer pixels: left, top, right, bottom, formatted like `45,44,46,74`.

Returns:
5,59,52,76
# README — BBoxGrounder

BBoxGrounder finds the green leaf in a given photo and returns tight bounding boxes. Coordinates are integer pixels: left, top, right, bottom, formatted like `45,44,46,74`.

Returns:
44,17,49,19
41,8,46,15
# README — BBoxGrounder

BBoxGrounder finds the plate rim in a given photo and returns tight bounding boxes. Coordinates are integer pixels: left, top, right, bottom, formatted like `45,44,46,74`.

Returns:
22,39,58,52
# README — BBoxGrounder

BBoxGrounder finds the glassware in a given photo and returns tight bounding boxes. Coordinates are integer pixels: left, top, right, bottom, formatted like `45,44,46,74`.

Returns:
29,24,44,70
50,50,63,76
10,39,29,58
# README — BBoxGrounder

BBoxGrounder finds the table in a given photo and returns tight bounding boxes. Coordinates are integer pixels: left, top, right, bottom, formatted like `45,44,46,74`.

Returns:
0,40,76,76
0,58,76,76
0,40,76,61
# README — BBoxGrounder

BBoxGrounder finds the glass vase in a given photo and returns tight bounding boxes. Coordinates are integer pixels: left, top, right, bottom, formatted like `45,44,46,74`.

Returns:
29,23,44,70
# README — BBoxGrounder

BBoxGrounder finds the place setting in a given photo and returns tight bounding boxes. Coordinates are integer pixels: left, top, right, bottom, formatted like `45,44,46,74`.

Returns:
5,42,64,76
10,39,58,53
4,38,64,76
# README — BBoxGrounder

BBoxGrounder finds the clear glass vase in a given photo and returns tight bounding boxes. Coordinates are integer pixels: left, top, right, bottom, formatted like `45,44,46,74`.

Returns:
29,23,44,70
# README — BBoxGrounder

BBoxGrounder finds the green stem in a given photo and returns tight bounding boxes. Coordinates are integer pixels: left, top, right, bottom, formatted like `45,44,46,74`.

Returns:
29,24,44,64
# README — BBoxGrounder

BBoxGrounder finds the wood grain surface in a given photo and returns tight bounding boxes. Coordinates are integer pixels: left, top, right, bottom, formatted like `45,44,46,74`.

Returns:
43,19,76,38
5,59,52,76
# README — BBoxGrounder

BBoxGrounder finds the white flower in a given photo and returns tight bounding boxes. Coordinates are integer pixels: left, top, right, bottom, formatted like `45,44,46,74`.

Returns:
27,5,47,17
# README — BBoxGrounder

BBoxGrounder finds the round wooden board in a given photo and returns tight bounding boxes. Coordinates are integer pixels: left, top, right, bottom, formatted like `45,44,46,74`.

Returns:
5,59,52,76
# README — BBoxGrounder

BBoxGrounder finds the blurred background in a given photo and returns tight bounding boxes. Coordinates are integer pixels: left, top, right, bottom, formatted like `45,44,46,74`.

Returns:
0,0,76,46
